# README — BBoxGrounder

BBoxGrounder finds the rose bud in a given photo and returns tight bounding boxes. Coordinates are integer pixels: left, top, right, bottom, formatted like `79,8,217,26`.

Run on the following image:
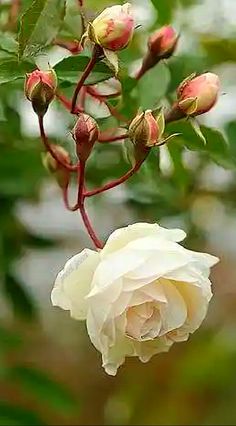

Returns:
148,25,179,60
72,113,99,162
25,69,57,116
129,109,165,160
177,72,220,116
136,26,178,79
87,3,134,51
42,145,71,189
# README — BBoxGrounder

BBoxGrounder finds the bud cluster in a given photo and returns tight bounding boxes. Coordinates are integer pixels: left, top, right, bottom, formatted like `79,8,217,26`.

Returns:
23,2,221,203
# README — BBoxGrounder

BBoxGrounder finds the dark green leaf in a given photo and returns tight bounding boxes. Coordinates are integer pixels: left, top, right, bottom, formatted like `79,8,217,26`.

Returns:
55,55,113,85
3,274,37,320
9,366,78,413
0,402,45,426
0,59,33,85
18,0,66,59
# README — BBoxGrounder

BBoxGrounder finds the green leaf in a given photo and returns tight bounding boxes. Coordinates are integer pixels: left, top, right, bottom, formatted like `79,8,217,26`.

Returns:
18,0,66,59
9,366,78,413
150,0,176,24
137,62,171,110
0,59,33,85
0,402,45,426
0,32,18,54
167,120,235,168
3,274,37,320
55,55,113,85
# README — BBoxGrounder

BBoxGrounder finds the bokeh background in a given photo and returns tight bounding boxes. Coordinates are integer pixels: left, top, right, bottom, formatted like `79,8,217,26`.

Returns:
1,0,236,424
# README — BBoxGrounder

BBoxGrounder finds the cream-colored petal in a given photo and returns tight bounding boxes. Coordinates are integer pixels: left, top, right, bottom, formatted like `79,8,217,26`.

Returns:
87,247,151,298
134,336,173,363
173,279,211,333
51,249,100,320
101,223,186,257
158,279,187,335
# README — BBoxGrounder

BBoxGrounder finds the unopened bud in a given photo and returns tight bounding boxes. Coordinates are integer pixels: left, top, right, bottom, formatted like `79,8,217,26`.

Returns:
177,72,220,116
42,145,70,189
25,69,57,116
72,113,99,162
87,3,134,51
136,26,178,79
129,109,165,160
148,26,178,60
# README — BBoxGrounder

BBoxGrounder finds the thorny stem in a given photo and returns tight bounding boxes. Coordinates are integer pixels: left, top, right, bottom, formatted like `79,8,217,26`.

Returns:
77,161,104,249
71,46,101,114
85,158,145,198
38,116,77,172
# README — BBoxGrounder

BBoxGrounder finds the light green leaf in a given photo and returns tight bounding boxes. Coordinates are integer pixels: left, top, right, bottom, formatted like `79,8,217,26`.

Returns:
103,48,119,76
137,62,171,110
18,0,66,59
55,55,113,85
190,118,206,145
0,32,18,54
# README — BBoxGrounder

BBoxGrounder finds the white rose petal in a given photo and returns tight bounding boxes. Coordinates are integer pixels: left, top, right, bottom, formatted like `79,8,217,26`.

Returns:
51,222,219,375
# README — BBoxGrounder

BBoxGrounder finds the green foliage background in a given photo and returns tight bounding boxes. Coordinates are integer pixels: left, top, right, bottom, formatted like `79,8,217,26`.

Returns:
0,0,236,424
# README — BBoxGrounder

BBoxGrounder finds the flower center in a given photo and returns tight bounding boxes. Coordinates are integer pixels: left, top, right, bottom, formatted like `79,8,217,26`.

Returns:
125,302,161,341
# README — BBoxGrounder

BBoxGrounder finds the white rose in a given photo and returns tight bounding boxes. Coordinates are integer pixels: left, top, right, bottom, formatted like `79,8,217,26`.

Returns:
51,223,218,376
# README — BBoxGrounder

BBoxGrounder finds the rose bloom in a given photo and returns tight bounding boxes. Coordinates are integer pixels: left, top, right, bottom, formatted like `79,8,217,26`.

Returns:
52,223,218,375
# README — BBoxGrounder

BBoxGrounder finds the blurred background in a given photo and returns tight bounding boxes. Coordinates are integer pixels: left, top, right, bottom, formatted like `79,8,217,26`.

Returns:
1,0,236,424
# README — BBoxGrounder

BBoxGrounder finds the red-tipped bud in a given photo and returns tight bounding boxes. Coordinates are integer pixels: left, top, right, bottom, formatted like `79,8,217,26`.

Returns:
87,3,134,51
177,72,220,116
129,109,165,160
72,113,99,162
25,69,57,116
42,145,71,189
148,25,179,60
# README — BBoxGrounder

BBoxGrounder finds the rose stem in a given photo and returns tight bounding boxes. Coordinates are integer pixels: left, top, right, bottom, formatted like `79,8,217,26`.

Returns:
77,161,104,249
98,133,128,143
38,115,77,172
56,92,83,114
38,116,77,172
7,0,21,30
71,46,101,114
62,184,80,211
85,158,145,198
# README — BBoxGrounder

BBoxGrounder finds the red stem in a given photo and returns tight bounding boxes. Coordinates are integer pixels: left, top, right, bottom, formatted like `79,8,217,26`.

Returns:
38,116,77,172
71,46,100,114
98,133,128,143
78,161,104,249
85,159,144,198
63,184,80,211
56,91,83,114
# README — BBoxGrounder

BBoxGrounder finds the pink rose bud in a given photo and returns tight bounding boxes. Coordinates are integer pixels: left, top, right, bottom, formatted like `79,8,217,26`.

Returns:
72,113,99,162
25,69,57,116
88,3,135,51
136,26,178,79
177,72,220,116
148,25,179,60
42,145,71,189
129,109,165,160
